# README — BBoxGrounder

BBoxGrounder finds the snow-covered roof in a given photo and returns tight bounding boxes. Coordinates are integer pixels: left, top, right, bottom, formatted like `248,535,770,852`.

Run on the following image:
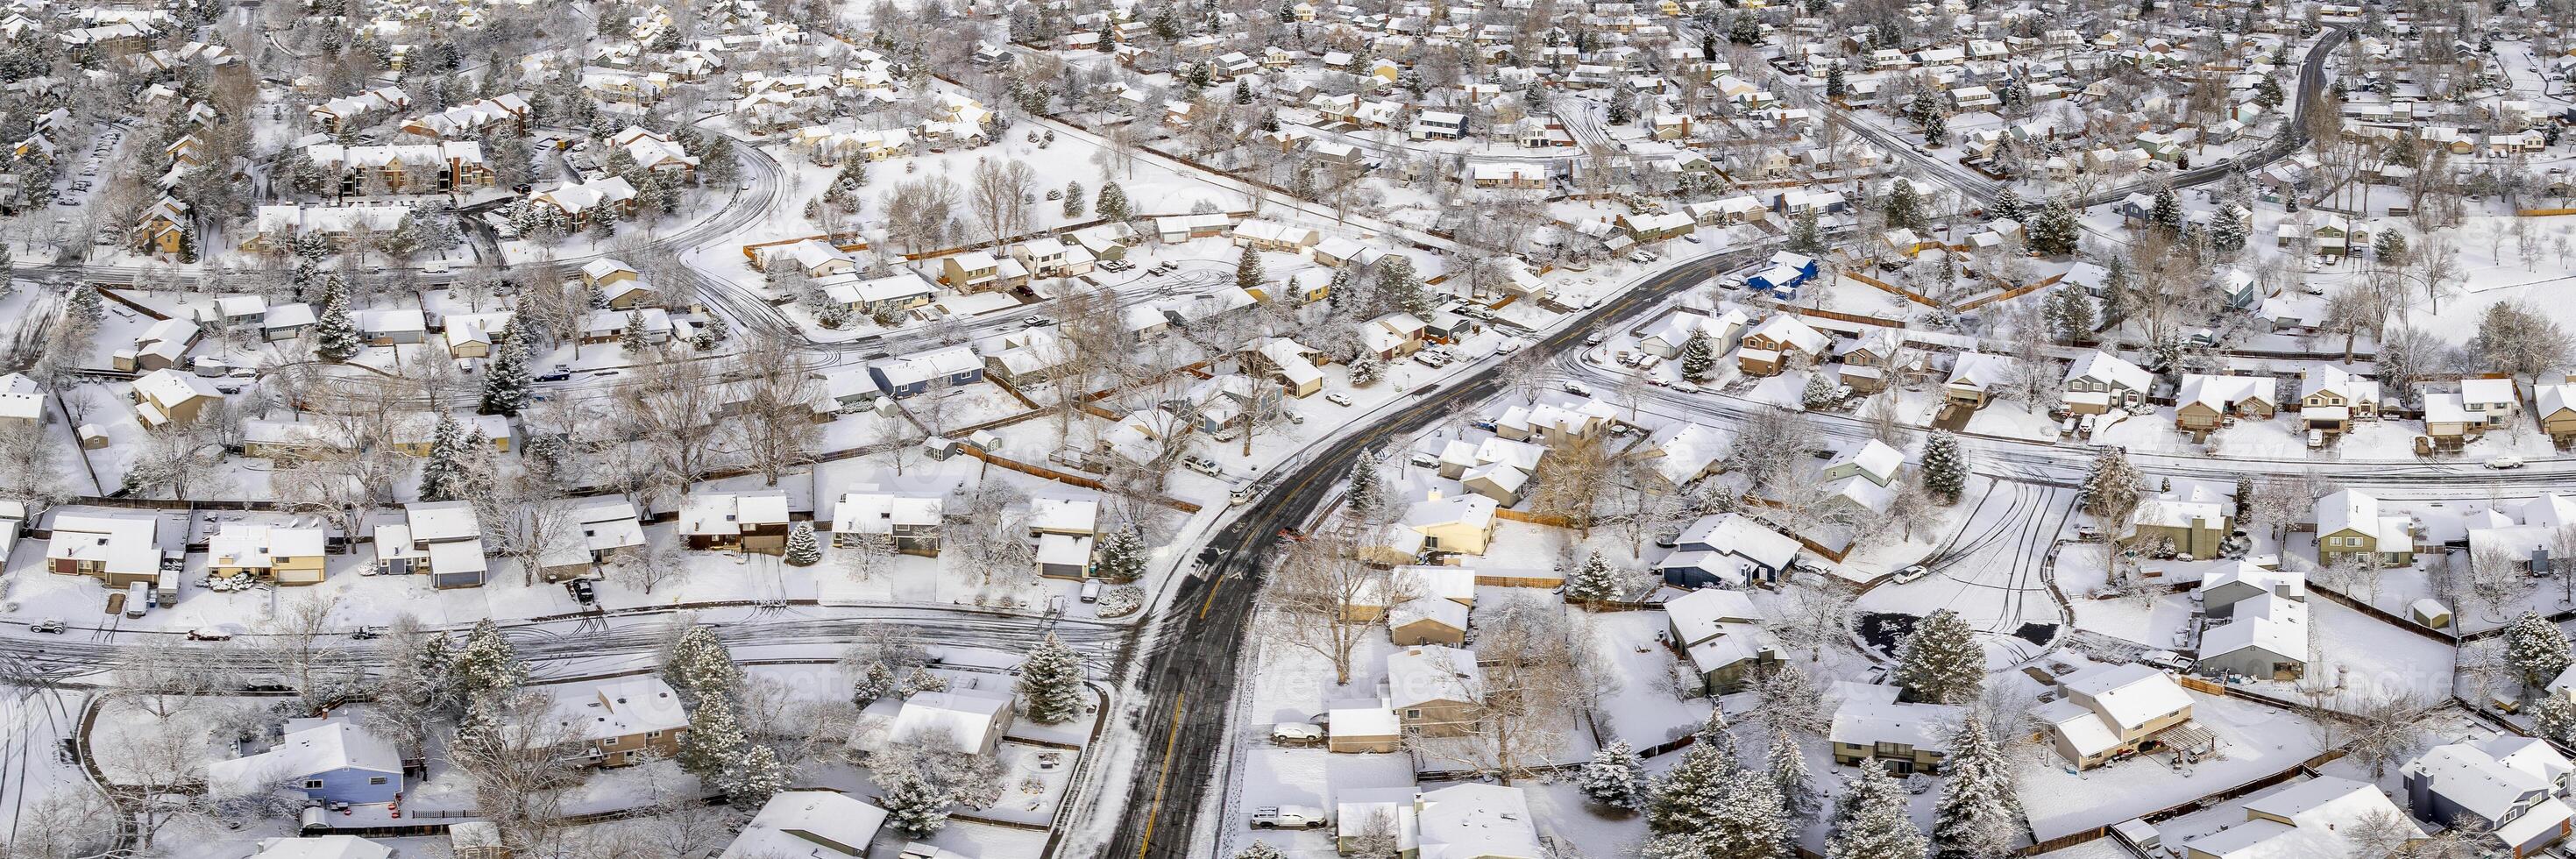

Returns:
2064,350,2151,393
1663,588,1761,646
1827,682,1962,754
250,835,392,859
718,791,888,859
2402,736,2575,823
2181,776,2421,859
1385,644,1484,708
2059,663,2192,733
2199,593,2306,664
1416,784,1543,859
1672,513,1800,570
551,677,688,742
206,719,402,799
891,690,1012,754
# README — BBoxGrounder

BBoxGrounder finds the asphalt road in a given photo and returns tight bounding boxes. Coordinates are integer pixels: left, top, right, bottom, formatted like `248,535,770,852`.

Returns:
1102,247,1763,859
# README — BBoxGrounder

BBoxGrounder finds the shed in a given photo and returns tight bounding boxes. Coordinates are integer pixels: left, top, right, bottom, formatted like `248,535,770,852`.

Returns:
2411,599,2452,629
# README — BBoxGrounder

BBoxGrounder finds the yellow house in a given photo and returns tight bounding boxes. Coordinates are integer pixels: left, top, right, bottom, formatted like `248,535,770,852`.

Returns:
209,523,330,586
2316,489,2413,568
1400,494,1498,556
1386,645,1483,737
2039,664,2196,769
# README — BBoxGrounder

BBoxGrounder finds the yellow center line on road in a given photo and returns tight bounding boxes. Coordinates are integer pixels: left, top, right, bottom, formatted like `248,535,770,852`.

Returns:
1133,692,1189,859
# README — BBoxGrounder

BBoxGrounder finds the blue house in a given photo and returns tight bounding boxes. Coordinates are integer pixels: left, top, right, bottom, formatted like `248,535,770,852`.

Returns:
1656,513,1803,588
869,346,985,399
1745,251,1821,301
205,719,404,805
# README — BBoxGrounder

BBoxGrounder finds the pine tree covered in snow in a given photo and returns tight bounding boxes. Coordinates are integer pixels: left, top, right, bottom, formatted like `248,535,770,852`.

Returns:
1018,635,1086,724
417,414,473,502
1577,740,1650,811
1638,834,1715,859
1648,730,1736,834
1062,181,1084,217
66,283,103,330
1825,64,1848,99
879,768,953,837
1095,527,1147,581
1680,330,1716,381
1884,180,1923,233
1990,188,2026,224
853,662,898,704
2148,184,2184,236
479,323,533,415
1892,609,1983,705
725,743,787,806
313,286,362,362
663,624,745,707
784,522,822,566
1828,764,1927,859
2537,696,2576,745
2028,198,2080,256
1096,181,1131,221
1349,351,1384,386
450,620,527,699
1237,245,1265,291
1346,449,1388,521
1768,724,1816,824
2210,207,2248,254
1703,761,1791,858
2079,448,2140,516
678,694,750,778
1564,551,1625,605
2505,611,2572,689
1933,715,2022,859
1921,431,1967,504
621,309,650,354
1801,373,1838,410
2047,287,2097,343
1375,255,1427,316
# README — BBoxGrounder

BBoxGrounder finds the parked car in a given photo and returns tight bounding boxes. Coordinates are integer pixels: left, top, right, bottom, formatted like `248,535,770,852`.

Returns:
1079,580,1103,603
1324,392,1353,407
1585,332,1606,345
1409,452,1441,468
1250,806,1330,830
349,627,385,641
1023,315,1054,327
1182,456,1224,478
536,365,572,382
1269,722,1325,743
29,619,65,634
1891,564,1931,584
1563,381,1591,396
1496,338,1521,354
186,627,234,642
2487,456,2527,470
569,579,597,605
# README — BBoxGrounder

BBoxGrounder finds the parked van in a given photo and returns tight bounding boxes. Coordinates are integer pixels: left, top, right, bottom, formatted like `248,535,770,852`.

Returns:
154,570,179,606
124,582,149,618
1080,580,1103,603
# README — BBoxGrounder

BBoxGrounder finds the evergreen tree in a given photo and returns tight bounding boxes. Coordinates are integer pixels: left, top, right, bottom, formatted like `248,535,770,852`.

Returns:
1237,245,1266,291
2148,184,2184,236
664,624,746,707
1018,635,1086,724
725,744,787,806
479,324,533,415
879,768,953,837
1827,764,1928,859
1705,761,1791,858
1374,255,1427,316
1648,733,1735,834
1607,97,1634,125
853,662,898,704
678,695,751,778
1789,209,1825,256
1920,430,1967,504
313,288,363,362
784,522,822,566
1932,716,2023,859
621,309,649,354
1096,181,1131,221
2373,231,2409,266
2028,198,2080,256
1728,13,1762,44
1990,188,2026,224
2048,287,2096,343
1884,179,1923,232
1680,330,1717,381
2079,448,2140,516
1825,64,1848,100
1578,740,1651,811
1891,609,1983,705
1095,527,1148,581
1801,372,1839,409
1349,352,1385,386
1922,111,1948,148
418,414,475,501
2210,209,2248,255
1565,551,1624,605
2505,611,2573,690
66,283,104,330
1767,724,1817,824
2253,75,2284,109
1346,449,1388,520
1062,181,1085,217
2536,695,2576,746
451,620,528,699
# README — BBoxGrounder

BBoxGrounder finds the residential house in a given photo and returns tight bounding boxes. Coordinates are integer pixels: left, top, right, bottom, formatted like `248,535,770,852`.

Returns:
1738,315,1829,376
2538,384,2576,448
205,718,403,805
45,512,164,586
117,317,201,372
1657,513,1802,588
2178,777,2423,859
868,346,983,399
2037,663,2197,769
2402,737,2576,856
1828,682,1962,774
131,368,223,429
890,690,1015,756
1942,352,2015,410
1384,644,1484,737
832,486,946,557
1634,309,1747,360
0,373,43,430
1363,312,1429,360
717,792,889,859
375,500,488,587
2175,374,2275,435
2197,592,2308,680
2298,366,2382,435
679,491,794,555
550,678,689,767
2316,489,2414,568
537,498,649,580
208,522,330,586
2062,351,2152,415
1664,588,1779,693
1336,784,1543,859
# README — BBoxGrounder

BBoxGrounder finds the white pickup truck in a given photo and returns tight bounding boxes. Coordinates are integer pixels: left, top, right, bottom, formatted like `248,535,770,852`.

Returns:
1250,806,1330,830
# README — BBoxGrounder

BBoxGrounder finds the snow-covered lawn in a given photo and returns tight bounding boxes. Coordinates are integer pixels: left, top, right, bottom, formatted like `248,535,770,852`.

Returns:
2014,691,2326,841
